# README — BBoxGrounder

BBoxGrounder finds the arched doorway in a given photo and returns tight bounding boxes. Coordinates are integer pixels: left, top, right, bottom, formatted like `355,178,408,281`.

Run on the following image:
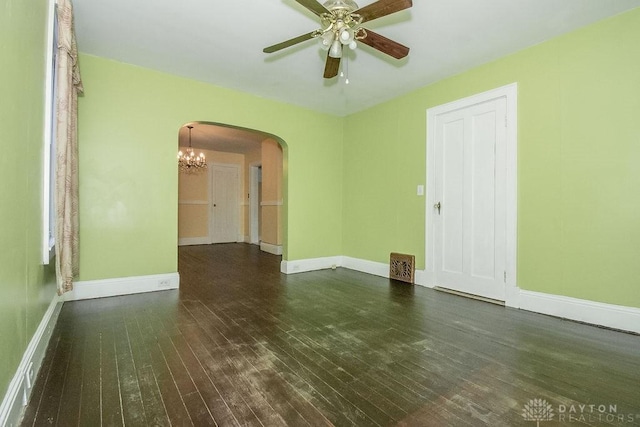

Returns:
176,121,287,258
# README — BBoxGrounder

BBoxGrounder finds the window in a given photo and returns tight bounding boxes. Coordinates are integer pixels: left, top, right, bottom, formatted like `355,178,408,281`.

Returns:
42,0,58,264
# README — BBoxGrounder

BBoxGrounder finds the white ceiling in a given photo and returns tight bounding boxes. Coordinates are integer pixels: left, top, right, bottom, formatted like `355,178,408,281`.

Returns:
74,0,640,150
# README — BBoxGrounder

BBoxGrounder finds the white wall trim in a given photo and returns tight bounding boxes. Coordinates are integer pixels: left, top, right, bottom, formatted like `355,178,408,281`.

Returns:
41,0,56,266
415,269,436,288
260,242,283,256
249,164,261,245
341,256,388,278
0,294,63,427
178,200,208,205
514,289,640,334
282,255,437,288
178,237,210,246
281,256,341,274
64,273,180,302
260,200,283,206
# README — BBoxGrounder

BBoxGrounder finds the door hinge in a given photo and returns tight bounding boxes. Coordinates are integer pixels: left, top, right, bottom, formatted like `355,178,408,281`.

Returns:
503,271,507,283
504,115,508,128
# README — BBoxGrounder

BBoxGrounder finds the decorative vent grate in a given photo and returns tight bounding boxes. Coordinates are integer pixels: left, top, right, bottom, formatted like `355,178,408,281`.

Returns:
389,253,415,284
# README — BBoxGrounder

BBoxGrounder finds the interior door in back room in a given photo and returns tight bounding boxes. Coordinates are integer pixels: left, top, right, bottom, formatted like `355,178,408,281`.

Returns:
211,163,240,243
432,96,508,301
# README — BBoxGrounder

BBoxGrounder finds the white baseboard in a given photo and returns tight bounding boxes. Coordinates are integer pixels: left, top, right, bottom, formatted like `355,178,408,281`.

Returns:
0,295,63,427
282,255,640,334
414,269,435,288
64,272,180,302
283,255,434,286
281,256,341,274
341,256,388,278
516,289,640,334
178,237,209,246
260,242,283,256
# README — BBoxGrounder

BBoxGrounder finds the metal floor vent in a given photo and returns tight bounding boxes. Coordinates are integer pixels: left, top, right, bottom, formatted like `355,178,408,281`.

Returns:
389,252,415,284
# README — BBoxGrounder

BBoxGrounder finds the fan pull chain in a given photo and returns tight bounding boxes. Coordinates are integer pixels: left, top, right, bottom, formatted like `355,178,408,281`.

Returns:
342,55,350,85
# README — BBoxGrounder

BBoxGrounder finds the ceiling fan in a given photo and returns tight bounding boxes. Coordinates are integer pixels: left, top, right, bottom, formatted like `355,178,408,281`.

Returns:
263,0,413,79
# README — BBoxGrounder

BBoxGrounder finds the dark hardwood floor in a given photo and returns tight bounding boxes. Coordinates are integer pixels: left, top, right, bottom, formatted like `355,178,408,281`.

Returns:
21,244,640,426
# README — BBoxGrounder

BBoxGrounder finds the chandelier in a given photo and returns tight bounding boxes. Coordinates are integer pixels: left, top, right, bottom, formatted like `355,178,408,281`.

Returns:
178,125,207,173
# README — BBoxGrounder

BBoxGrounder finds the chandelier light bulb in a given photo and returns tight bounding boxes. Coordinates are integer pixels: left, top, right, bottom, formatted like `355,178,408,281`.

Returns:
349,40,357,50
340,28,354,45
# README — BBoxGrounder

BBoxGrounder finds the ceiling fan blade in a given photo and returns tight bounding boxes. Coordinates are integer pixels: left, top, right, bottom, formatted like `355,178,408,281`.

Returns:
359,29,409,59
355,0,412,23
324,54,341,78
294,0,330,16
263,32,317,54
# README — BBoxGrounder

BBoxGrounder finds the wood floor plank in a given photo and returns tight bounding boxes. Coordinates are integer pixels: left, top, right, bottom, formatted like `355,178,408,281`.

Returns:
124,315,171,426
100,320,124,426
55,334,85,425
136,310,194,426
78,320,102,426
113,318,148,425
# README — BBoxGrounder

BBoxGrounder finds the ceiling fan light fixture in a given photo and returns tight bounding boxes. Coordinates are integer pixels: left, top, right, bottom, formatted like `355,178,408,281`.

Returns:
329,39,343,58
320,30,334,47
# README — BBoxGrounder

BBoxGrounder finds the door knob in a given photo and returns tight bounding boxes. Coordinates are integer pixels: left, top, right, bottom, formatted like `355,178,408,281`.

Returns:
434,202,441,214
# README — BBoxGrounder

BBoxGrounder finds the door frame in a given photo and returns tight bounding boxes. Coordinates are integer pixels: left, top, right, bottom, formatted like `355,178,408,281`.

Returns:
425,83,519,304
209,162,241,244
249,162,261,245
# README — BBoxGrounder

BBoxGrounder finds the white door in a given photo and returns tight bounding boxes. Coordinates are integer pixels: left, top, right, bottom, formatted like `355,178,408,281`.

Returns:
211,164,239,243
432,97,508,300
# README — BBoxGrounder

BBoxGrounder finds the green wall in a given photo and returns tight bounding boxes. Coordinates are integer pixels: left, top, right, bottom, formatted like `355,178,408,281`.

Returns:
0,0,57,396
343,8,640,308
77,55,344,281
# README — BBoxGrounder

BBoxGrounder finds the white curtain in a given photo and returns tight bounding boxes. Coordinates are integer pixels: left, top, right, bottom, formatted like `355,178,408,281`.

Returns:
55,0,83,294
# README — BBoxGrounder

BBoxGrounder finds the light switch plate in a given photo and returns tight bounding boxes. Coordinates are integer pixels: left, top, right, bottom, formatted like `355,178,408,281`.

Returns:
417,185,425,196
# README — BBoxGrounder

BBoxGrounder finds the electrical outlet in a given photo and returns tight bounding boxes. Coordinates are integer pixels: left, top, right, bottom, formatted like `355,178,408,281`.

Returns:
158,279,171,288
